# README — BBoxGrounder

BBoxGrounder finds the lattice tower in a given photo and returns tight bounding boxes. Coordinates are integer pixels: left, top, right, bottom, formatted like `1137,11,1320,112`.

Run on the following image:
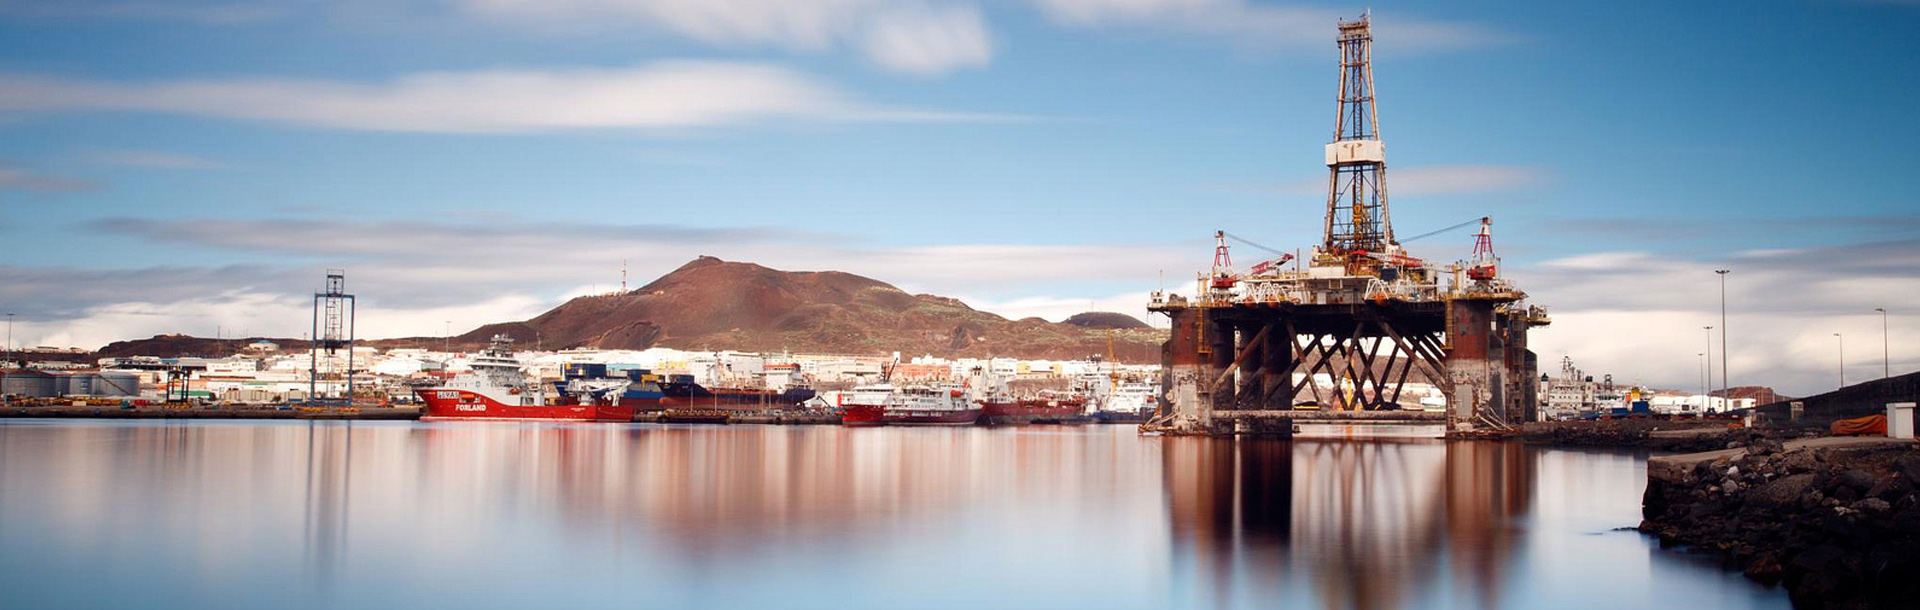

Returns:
1322,14,1394,257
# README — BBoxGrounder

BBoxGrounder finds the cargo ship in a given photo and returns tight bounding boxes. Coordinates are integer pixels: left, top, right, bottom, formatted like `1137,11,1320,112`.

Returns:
982,391,1088,425
975,368,1088,425
658,373,816,410
418,335,635,422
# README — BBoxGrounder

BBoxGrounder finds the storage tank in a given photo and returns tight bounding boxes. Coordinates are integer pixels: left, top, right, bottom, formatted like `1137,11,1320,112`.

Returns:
55,373,95,396
2,370,57,398
96,372,141,397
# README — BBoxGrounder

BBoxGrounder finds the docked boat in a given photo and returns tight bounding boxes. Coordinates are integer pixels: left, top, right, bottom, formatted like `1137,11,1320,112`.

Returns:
882,384,980,426
418,335,634,422
834,383,894,426
658,374,816,410
1093,381,1158,423
976,369,1088,425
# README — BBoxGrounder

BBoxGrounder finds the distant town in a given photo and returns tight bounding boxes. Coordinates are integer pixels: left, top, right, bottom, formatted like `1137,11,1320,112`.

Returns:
4,337,1760,419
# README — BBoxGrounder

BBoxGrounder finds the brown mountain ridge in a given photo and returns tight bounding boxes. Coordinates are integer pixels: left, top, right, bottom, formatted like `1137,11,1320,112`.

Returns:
463,256,1166,362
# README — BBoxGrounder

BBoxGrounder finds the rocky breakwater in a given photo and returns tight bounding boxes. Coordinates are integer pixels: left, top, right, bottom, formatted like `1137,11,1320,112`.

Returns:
1640,436,1920,609
1515,419,1739,451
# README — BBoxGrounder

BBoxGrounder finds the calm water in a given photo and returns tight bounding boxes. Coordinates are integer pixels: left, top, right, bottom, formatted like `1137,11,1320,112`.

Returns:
0,420,1785,610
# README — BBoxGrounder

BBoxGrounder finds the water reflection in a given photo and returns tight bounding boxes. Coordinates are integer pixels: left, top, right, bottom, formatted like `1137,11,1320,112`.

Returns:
0,422,1784,610
1162,438,1686,610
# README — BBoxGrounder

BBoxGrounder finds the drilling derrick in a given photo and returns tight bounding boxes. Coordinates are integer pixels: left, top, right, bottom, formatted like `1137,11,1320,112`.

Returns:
1321,15,1392,270
1145,14,1549,437
308,269,357,407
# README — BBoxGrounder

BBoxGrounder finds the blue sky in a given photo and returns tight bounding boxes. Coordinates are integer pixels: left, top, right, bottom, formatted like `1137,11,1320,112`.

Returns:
1,0,1916,396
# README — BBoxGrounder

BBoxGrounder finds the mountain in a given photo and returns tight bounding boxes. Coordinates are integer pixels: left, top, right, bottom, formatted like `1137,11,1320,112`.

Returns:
1063,311,1150,330
462,256,1167,363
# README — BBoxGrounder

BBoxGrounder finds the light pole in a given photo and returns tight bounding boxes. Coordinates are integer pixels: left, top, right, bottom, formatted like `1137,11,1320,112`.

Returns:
5,312,13,368
1698,352,1707,414
1877,308,1890,379
1716,269,1731,408
1834,332,1846,389
1703,325,1715,412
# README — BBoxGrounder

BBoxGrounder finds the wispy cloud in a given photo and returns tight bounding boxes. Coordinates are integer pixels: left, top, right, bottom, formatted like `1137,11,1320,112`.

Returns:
1227,165,1546,197
0,164,97,192
0,1,283,24
1518,240,1920,396
85,149,228,170
0,61,1020,134
447,0,996,75
860,3,993,75
4,215,1192,349
1026,0,1508,53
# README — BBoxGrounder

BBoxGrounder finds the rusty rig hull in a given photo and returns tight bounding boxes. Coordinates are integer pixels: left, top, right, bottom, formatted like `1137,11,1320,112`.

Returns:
1145,296,1543,436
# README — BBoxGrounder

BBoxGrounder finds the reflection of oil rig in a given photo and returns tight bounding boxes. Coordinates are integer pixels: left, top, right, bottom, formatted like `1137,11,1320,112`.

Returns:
1146,14,1549,435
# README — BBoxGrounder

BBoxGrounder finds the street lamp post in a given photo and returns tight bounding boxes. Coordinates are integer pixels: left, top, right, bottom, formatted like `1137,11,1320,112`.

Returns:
1716,269,1731,408
1877,308,1890,379
1698,352,1707,414
1834,332,1846,389
1703,325,1715,413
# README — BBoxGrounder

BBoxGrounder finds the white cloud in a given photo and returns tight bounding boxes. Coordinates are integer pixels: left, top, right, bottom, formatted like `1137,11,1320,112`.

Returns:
1256,165,1545,197
0,165,96,192
1026,0,1506,52
0,1,282,24
85,149,228,170
22,291,551,352
0,61,1015,133
1390,165,1544,196
953,290,1165,327
448,0,995,75
2,217,1190,350
1516,242,1920,397
860,3,993,75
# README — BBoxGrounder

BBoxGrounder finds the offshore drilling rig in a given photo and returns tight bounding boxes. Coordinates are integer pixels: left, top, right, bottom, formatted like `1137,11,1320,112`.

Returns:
1145,14,1549,435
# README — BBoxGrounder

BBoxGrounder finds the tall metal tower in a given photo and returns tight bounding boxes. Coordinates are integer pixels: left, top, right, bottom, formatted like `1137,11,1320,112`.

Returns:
1322,13,1393,258
309,269,357,406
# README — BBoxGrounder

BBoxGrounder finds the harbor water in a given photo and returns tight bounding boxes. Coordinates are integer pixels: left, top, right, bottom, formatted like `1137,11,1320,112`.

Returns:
0,421,1786,609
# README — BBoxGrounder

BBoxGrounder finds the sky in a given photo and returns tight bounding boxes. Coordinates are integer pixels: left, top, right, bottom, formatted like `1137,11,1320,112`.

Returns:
0,0,1916,397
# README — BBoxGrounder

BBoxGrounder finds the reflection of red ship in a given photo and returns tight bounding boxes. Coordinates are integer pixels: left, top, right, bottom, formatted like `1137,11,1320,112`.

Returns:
419,335,635,422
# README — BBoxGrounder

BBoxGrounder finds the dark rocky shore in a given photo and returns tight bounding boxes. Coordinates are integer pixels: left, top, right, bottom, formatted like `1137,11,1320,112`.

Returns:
1640,435,1920,609
1514,419,1744,452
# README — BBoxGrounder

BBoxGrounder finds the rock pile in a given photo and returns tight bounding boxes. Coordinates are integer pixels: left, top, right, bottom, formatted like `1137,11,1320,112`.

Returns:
1640,439,1920,609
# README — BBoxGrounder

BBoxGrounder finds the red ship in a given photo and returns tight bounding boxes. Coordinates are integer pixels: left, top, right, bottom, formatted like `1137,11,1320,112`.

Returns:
834,383,980,426
418,335,635,422
836,384,892,426
980,391,1089,425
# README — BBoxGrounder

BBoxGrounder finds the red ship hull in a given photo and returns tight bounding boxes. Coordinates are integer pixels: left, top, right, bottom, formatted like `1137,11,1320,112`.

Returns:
980,398,1087,425
840,404,885,426
417,389,635,422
